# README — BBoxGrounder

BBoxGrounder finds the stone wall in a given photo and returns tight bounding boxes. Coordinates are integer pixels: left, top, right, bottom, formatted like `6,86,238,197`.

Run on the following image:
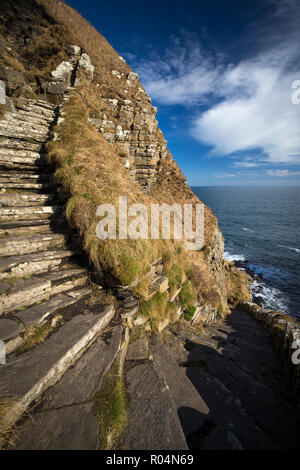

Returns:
239,302,300,394
89,71,168,193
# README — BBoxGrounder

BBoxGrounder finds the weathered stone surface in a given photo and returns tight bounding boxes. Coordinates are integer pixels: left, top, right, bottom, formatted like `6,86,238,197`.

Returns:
0,307,115,434
14,403,99,450
0,249,77,280
203,426,244,450
0,233,67,257
0,65,24,97
121,362,188,450
15,288,91,327
75,53,94,85
67,45,81,57
167,309,300,449
0,80,5,105
0,205,63,222
0,318,23,341
42,79,66,95
151,334,209,436
0,193,54,207
126,336,148,361
51,61,73,82
40,324,122,409
0,268,87,314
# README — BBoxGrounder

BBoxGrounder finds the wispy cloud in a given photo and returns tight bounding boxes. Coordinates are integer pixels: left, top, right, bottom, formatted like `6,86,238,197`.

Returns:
130,1,300,167
266,169,300,177
135,32,223,105
233,161,262,168
213,172,237,178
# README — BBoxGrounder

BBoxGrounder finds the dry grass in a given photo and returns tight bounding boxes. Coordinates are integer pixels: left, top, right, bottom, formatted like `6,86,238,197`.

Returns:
18,324,52,354
139,292,178,330
0,390,26,449
47,91,201,288
225,262,251,306
0,0,237,314
93,363,126,450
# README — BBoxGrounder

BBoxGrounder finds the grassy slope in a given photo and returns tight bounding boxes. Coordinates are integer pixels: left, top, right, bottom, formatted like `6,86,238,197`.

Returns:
1,0,233,316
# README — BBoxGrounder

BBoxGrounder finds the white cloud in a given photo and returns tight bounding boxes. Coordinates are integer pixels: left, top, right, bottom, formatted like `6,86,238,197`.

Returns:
266,169,300,177
191,58,300,164
213,172,237,178
135,33,222,105
233,161,262,168
132,2,300,166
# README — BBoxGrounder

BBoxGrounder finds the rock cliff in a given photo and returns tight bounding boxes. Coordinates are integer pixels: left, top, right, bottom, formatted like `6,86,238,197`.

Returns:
2,0,299,452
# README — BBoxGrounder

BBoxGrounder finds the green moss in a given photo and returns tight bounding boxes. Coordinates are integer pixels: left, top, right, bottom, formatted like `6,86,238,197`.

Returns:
139,292,171,330
183,304,196,321
18,325,51,353
93,363,127,450
114,253,138,286
179,281,195,308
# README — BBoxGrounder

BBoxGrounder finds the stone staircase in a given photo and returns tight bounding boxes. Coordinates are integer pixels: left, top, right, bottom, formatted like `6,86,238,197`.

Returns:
0,96,122,448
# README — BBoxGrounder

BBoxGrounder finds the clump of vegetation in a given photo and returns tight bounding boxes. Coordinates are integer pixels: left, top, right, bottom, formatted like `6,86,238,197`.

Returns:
179,281,196,308
225,262,251,306
162,248,187,295
138,292,178,330
183,304,196,321
0,392,26,449
18,325,51,354
93,363,126,450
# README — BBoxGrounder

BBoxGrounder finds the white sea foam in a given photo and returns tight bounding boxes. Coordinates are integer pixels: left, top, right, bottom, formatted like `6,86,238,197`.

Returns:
251,280,288,313
242,227,254,233
277,245,300,253
224,252,245,262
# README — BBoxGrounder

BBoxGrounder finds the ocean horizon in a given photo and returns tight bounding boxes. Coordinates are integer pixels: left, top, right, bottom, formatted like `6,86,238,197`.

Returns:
192,185,300,319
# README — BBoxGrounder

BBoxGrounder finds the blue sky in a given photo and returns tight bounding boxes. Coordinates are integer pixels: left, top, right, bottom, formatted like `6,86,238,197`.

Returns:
67,0,300,186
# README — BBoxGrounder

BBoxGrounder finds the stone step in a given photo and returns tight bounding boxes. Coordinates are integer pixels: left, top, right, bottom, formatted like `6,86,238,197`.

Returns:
0,287,92,349
0,193,56,207
121,360,188,450
12,323,122,449
0,148,47,161
150,334,209,437
0,267,87,315
0,233,67,256
0,152,50,170
15,98,55,114
0,205,63,222
0,217,66,237
0,249,79,280
0,305,115,436
0,137,44,152
0,127,48,142
10,287,92,331
8,111,54,126
1,117,50,133
0,171,51,183
0,181,51,191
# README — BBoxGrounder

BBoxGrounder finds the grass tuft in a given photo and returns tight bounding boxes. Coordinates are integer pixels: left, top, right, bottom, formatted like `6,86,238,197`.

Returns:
93,363,126,450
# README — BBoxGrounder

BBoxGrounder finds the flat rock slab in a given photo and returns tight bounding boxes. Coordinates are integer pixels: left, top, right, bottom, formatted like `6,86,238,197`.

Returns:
0,306,114,432
0,318,23,341
15,288,90,328
126,337,148,361
121,362,188,450
151,334,209,436
40,323,122,409
13,403,99,450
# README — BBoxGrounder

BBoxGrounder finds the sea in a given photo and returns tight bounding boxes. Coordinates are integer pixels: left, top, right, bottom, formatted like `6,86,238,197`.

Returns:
192,186,300,320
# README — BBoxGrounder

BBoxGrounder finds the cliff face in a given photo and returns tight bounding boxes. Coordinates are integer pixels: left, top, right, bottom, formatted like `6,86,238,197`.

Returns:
0,0,233,320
